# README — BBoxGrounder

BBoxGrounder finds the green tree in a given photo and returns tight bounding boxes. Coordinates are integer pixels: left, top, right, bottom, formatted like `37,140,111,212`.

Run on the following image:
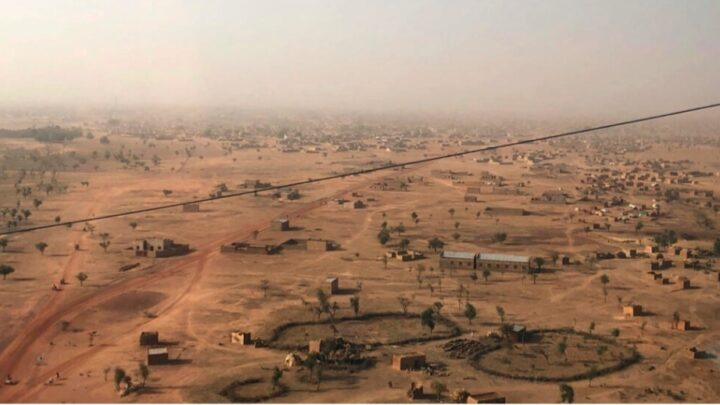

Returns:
532,257,545,272
0,238,8,252
653,229,677,248
464,303,477,325
599,274,610,303
496,305,505,324
271,366,283,392
635,222,644,233
427,237,445,253
421,308,435,334
377,228,391,245
559,383,574,403
452,232,461,241
398,296,411,315
431,381,448,401
448,208,456,218
0,264,15,280
349,295,360,317
588,321,595,335
35,242,48,255
557,337,568,363
316,289,330,317
587,366,599,387
672,311,680,329
714,239,720,256
492,232,507,244
113,367,127,390
99,240,111,252
76,272,88,287
138,362,150,387
129,222,138,230
610,328,620,339
482,269,491,283
470,271,478,283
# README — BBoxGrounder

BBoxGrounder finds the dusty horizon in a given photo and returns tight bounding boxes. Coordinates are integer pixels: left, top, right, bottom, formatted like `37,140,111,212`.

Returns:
2,0,720,118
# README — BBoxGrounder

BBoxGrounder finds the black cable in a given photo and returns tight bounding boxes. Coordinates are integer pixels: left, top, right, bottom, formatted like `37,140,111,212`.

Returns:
3,102,720,236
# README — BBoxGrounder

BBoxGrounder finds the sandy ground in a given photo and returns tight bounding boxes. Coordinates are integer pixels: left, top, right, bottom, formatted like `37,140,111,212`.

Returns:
0,124,719,403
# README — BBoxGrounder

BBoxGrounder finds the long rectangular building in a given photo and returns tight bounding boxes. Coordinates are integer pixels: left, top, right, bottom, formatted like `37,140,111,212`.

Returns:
440,251,530,272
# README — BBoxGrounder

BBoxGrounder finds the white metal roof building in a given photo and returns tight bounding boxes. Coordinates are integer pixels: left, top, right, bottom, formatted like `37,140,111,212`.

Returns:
477,253,530,263
440,251,477,260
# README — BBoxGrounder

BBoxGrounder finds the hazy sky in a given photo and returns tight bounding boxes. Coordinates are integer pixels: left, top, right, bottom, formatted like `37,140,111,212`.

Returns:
1,0,719,117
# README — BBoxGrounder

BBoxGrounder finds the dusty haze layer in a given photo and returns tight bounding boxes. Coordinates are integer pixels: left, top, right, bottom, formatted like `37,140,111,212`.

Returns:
1,0,719,118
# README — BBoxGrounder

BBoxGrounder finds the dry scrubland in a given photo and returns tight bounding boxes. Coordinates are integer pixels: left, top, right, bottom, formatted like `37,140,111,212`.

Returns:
0,115,719,403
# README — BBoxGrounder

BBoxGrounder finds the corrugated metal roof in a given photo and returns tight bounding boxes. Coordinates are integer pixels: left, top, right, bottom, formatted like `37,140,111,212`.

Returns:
478,253,529,263
441,251,476,260
148,347,168,355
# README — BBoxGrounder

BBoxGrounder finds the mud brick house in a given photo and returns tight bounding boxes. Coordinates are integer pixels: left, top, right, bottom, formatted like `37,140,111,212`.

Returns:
506,324,527,343
133,238,189,258
182,203,200,212
147,347,169,365
685,347,701,359
220,242,280,254
273,218,290,231
139,331,159,346
440,251,476,270
230,332,252,345
623,305,642,317
484,207,527,216
392,353,426,371
242,179,272,190
308,339,326,353
306,238,334,251
677,320,691,331
326,277,339,295
386,250,425,262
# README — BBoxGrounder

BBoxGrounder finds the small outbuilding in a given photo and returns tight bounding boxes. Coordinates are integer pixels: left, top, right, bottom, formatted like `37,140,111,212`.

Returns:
230,332,252,345
139,331,159,346
392,352,426,371
685,347,701,359
273,218,290,231
623,305,642,318
677,320,691,331
325,277,339,295
147,347,169,365
308,339,325,353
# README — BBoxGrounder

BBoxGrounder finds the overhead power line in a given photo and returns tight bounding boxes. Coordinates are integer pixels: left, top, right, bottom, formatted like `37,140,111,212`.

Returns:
3,101,720,236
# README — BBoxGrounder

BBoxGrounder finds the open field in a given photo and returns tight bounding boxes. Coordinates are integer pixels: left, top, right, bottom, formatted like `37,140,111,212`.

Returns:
0,111,719,404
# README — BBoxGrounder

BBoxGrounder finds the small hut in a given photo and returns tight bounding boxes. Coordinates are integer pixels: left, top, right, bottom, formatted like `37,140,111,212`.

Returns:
230,332,252,345
147,347,169,365
139,331,159,346
392,353,426,371
623,305,642,318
